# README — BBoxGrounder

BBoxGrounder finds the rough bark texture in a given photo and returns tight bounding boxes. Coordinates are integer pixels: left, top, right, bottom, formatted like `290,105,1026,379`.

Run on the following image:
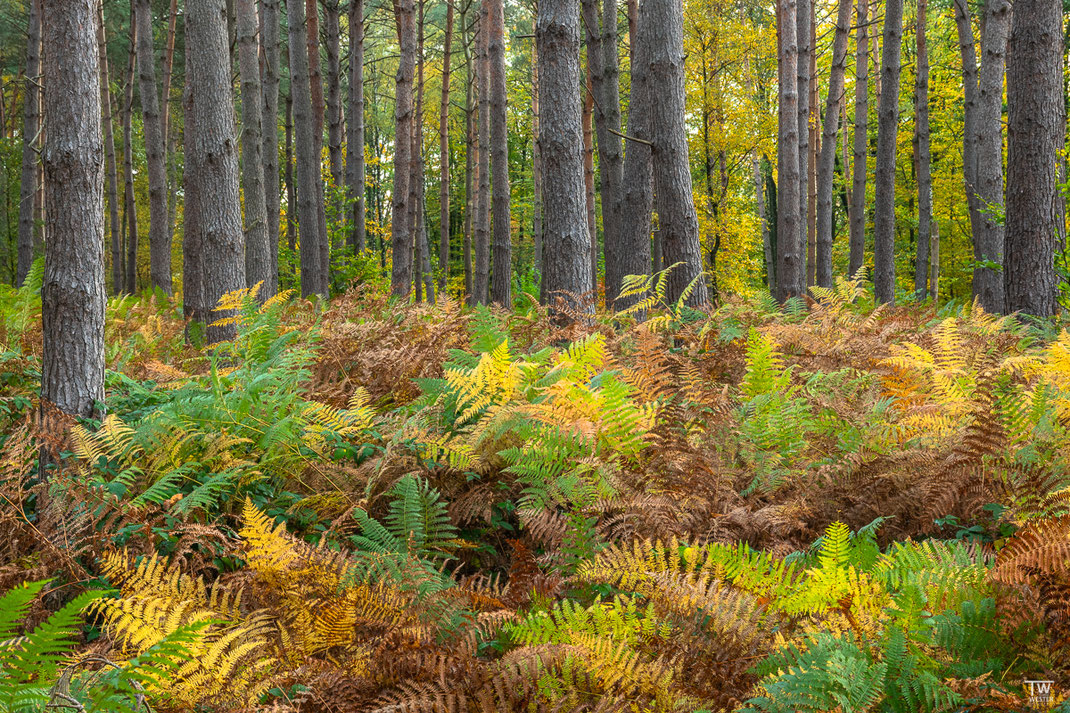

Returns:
914,0,932,298
473,11,491,305
582,72,597,291
583,0,625,304
97,1,123,295
16,0,41,287
183,36,204,327
952,0,980,265
390,0,416,296
161,0,179,238
411,0,426,301
187,0,247,342
41,0,106,427
346,0,366,254
871,0,903,305
285,90,296,250
325,0,344,190
437,1,453,291
806,5,818,286
796,0,810,284
776,0,803,301
122,22,138,294
848,0,867,278
236,0,273,298
815,0,851,288
488,0,511,307
289,0,328,297
536,0,592,308
645,0,707,306
1004,0,1061,317
135,0,173,295
531,38,543,282
462,1,474,301
261,0,282,277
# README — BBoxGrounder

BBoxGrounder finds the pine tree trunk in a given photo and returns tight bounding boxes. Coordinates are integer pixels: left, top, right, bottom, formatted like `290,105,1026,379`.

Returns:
287,0,327,297
325,0,343,192
16,0,41,287
134,0,173,295
390,0,416,297
776,0,804,301
914,0,932,298
161,0,179,240
236,0,272,298
411,0,426,301
848,0,867,278
473,10,491,305
872,0,903,304
97,1,123,295
308,0,330,294
346,0,366,254
582,71,597,293
1004,0,1061,316
536,0,592,309
531,38,543,283
488,0,511,307
187,0,247,342
796,0,810,285
261,0,282,278
437,1,453,291
122,19,138,294
285,89,296,251
41,0,106,431
462,1,474,301
183,36,204,326
814,0,851,288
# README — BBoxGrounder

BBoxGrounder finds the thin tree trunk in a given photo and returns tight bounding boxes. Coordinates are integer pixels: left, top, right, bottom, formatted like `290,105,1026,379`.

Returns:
1005,0,1061,316
183,35,204,327
473,9,491,304
815,0,851,288
134,0,173,295
308,0,330,294
236,0,273,297
930,217,939,300
582,70,597,293
325,0,343,192
261,0,281,278
776,0,804,300
97,0,123,295
914,0,932,298
16,0,41,287
796,0,810,286
537,0,592,311
289,0,328,297
390,0,417,296
41,0,106,433
437,1,453,290
161,0,179,240
285,88,297,251
872,0,903,304
807,4,818,286
848,0,868,277
122,16,138,294
411,0,426,301
531,36,543,283
462,0,474,301
346,0,366,254
488,0,511,307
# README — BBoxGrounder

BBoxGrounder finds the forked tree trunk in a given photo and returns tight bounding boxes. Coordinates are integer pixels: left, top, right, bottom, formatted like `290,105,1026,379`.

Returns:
872,0,903,304
488,0,511,307
848,0,868,278
16,0,41,287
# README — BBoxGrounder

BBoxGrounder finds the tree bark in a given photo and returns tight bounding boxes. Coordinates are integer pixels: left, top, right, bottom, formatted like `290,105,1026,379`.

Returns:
796,0,810,285
183,35,204,327
531,36,543,283
814,0,851,288
437,1,453,291
536,0,592,309
390,0,417,296
872,0,903,304
122,17,138,294
776,0,804,301
346,0,367,254
582,70,597,293
288,0,327,297
411,0,427,301
308,0,330,294
261,0,282,279
236,0,273,298
285,88,296,251
187,0,247,341
462,0,475,301
1004,0,1061,316
16,0,41,287
161,0,179,240
41,0,106,435
488,0,511,307
325,0,344,191
97,0,123,295
848,0,868,278
134,0,173,295
473,10,491,304
914,0,932,298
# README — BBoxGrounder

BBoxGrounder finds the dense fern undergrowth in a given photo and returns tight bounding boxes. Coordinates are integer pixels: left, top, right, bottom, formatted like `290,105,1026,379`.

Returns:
3,268,1070,711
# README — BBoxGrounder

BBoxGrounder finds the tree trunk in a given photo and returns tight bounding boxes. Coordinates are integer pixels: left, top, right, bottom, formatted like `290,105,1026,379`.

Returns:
488,0,511,307
134,0,173,295
390,0,416,297
285,88,297,251
462,0,474,301
848,0,867,278
971,0,1011,313
183,36,204,327
97,0,123,295
914,0,932,298
325,0,343,192
1004,0,1061,316
814,0,851,288
437,0,452,290
288,0,327,297
796,0,810,285
308,0,330,294
536,0,592,309
122,18,138,294
346,0,366,254
872,0,903,304
41,0,106,435
236,0,272,298
582,70,597,293
187,0,247,342
411,0,426,301
261,0,282,279
473,10,491,304
806,3,818,287
161,0,179,240
776,0,804,301
531,37,543,283
16,0,41,287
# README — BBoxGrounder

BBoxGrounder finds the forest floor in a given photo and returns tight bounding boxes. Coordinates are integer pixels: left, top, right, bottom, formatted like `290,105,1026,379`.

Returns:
1,272,1070,712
